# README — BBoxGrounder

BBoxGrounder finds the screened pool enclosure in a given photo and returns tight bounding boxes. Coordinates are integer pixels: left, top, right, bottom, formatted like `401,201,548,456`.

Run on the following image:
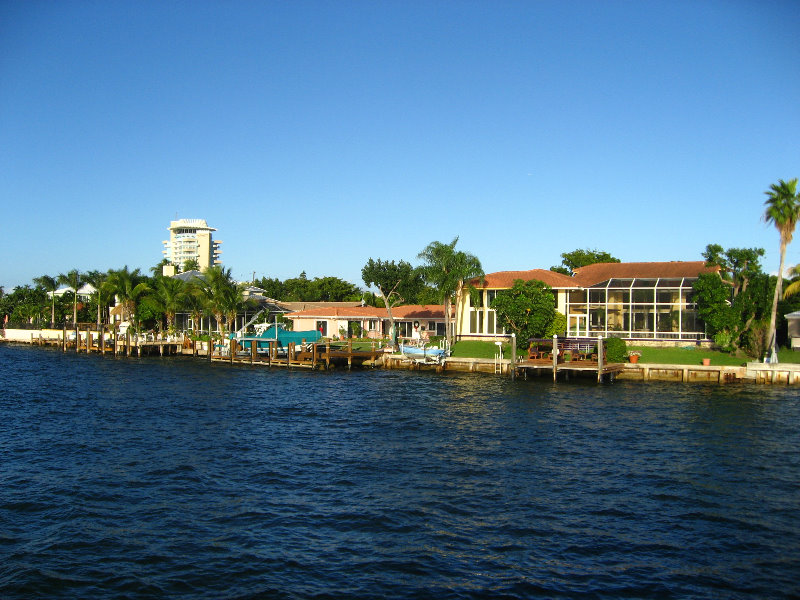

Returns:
565,277,705,340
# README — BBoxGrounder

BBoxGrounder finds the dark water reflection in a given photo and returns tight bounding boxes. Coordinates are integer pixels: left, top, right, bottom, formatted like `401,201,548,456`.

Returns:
1,345,798,599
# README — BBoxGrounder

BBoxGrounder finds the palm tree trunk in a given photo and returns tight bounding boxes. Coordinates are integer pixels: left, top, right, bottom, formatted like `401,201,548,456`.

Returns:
767,239,787,361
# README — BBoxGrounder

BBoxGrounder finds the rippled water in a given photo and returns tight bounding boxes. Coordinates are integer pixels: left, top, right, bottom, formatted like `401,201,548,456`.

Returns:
1,344,799,599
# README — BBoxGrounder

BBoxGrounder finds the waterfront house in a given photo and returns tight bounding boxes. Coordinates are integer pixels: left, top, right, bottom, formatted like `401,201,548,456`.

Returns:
785,311,800,350
456,261,718,343
286,304,449,340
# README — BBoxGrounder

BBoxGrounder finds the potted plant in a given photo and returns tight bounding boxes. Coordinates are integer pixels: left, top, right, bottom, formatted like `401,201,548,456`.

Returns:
628,350,641,364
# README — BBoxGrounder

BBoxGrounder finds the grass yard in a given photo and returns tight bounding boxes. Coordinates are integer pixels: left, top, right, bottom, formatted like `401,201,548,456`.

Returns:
429,339,800,365
450,340,512,359
628,345,800,366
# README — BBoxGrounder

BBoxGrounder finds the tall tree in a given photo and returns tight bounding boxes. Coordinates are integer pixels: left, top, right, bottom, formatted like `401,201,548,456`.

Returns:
695,244,771,355
701,244,765,299
144,276,187,332
58,269,82,325
763,178,800,361
107,266,150,329
33,274,59,327
362,258,423,347
417,237,483,346
194,266,239,340
84,270,112,328
491,279,557,342
783,264,800,299
550,249,620,276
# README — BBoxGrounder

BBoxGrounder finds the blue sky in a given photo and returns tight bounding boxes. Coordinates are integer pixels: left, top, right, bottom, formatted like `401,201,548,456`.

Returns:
2,0,798,290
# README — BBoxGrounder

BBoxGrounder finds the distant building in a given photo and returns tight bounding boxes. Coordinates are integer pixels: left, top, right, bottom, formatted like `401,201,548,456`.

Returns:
162,218,222,272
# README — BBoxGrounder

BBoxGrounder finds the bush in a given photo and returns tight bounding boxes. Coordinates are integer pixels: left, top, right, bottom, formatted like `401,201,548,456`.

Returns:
604,337,628,363
544,312,567,338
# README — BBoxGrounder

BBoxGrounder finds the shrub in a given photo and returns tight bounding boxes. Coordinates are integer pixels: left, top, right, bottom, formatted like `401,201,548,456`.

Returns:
605,337,628,363
544,312,567,338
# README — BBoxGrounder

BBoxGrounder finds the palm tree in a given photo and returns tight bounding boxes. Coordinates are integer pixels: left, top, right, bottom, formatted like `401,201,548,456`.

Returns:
195,266,238,341
106,266,150,330
146,276,187,332
84,270,113,328
763,178,800,362
418,237,483,346
58,269,82,325
783,264,800,299
33,274,59,327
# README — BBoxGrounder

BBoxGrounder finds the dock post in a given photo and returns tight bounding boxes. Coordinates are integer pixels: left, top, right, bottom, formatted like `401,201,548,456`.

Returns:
87,329,92,354
75,326,80,353
251,339,256,365
230,339,235,364
113,326,118,357
597,336,604,383
325,341,331,370
100,328,105,354
348,338,352,370
510,333,516,380
126,331,131,356
552,335,558,382
312,342,318,370
62,324,67,352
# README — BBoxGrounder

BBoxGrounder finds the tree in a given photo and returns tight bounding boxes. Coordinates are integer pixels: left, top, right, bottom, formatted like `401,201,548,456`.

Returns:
311,276,362,302
255,277,285,300
58,269,83,325
33,274,59,327
362,258,423,347
491,279,556,342
84,270,112,328
783,264,800,299
550,249,620,276
701,244,765,299
107,266,150,329
763,178,800,361
417,237,483,346
143,276,187,332
183,258,200,272
194,266,239,341
693,245,771,356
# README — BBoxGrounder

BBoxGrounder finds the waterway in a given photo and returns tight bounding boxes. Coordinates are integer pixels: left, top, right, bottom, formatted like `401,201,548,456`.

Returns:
1,344,798,599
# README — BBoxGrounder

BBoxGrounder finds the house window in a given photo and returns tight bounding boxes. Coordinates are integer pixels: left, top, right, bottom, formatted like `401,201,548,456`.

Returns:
469,309,484,334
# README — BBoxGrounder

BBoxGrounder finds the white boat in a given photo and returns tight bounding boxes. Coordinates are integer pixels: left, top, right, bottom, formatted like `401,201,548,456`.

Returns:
399,343,447,363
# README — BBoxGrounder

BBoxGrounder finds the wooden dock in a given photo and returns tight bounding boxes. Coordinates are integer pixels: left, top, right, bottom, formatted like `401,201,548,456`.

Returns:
516,358,626,383
211,339,385,370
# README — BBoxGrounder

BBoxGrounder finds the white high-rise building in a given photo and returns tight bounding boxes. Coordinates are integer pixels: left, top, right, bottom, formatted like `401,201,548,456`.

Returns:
162,219,222,272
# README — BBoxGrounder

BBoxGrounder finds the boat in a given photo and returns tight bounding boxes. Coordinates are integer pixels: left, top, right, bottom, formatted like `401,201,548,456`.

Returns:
399,343,447,363
236,323,321,352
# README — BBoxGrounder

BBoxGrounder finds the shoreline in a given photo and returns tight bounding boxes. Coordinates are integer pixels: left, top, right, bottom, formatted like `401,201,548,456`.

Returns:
2,328,799,385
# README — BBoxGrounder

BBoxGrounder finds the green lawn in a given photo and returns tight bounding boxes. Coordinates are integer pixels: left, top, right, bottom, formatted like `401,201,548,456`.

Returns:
450,340,512,359
449,340,800,365
628,345,800,366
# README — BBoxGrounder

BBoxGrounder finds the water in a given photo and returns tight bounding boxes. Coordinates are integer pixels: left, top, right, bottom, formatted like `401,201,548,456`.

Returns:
1,344,798,599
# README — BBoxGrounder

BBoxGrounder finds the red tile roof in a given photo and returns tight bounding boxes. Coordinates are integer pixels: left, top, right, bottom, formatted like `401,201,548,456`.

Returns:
473,262,717,290
572,261,717,286
286,304,449,320
473,269,578,289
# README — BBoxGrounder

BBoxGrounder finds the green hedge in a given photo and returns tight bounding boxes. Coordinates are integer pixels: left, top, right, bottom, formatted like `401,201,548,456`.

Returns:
605,337,628,363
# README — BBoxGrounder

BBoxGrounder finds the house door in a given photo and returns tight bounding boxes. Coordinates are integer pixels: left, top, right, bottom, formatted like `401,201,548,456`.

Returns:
316,321,327,337
567,314,587,337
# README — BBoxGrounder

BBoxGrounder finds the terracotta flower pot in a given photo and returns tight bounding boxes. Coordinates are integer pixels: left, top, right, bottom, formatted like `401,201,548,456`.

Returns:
702,358,711,366
629,355,639,364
